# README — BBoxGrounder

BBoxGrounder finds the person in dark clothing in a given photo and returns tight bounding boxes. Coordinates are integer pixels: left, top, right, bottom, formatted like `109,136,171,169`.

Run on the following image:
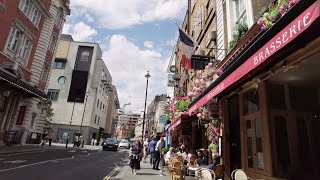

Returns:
196,150,208,166
148,138,157,166
39,131,48,147
208,148,221,170
129,140,143,175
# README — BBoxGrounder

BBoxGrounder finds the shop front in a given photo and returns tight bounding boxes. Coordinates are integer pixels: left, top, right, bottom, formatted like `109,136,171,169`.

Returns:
188,1,320,179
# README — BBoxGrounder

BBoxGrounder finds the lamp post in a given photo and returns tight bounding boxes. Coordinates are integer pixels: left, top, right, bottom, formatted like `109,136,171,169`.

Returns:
66,101,76,148
80,92,90,147
142,71,151,142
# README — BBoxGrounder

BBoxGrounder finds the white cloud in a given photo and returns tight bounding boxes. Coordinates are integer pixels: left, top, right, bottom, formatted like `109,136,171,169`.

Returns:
85,14,95,22
62,22,97,41
70,0,187,29
103,35,169,113
144,41,154,49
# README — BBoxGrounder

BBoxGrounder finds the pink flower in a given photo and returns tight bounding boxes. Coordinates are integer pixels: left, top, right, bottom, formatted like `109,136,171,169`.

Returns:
197,113,202,118
208,63,213,67
195,79,200,86
261,25,269,30
257,17,265,25
268,15,277,22
279,5,287,15
188,91,194,98
205,65,209,70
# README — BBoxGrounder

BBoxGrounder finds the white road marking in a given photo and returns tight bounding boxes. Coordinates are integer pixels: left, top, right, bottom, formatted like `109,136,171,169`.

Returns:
0,160,50,172
68,150,76,152
3,160,26,164
81,151,87,153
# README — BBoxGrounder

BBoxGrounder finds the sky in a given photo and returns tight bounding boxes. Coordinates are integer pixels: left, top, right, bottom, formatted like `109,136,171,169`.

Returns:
62,0,187,113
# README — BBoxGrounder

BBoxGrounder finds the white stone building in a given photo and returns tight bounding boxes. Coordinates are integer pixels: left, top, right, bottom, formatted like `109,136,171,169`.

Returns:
47,34,114,144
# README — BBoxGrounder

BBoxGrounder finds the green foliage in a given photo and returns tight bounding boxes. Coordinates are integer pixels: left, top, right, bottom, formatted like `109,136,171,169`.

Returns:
129,128,135,139
175,100,188,112
229,22,248,51
45,104,54,126
209,142,216,150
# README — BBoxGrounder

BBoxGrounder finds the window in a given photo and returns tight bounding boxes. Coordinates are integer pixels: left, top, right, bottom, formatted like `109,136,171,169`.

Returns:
100,102,102,110
19,0,30,14
98,117,100,125
49,35,57,52
243,88,259,115
48,89,60,101
97,99,99,108
235,0,247,24
18,35,31,59
29,6,39,25
53,59,66,69
58,76,66,85
7,27,22,51
41,64,50,82
94,115,97,124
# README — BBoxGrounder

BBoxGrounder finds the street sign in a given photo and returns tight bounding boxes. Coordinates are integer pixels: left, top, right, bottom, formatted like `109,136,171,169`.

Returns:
31,133,37,139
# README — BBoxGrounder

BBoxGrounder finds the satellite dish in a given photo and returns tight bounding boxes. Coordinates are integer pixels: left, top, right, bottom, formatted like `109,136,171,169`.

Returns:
169,66,177,73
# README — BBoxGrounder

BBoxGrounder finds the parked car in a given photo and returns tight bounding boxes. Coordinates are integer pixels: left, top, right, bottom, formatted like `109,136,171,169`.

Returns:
102,138,118,151
118,139,130,149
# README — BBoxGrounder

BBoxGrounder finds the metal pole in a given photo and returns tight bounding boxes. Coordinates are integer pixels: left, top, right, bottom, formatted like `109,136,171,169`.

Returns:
80,95,89,133
142,71,150,142
66,101,76,148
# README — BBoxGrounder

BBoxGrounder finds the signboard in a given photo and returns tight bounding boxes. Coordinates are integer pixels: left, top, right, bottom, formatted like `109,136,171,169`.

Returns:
189,2,320,113
74,46,94,72
16,106,26,125
31,133,37,139
63,132,69,140
168,74,175,87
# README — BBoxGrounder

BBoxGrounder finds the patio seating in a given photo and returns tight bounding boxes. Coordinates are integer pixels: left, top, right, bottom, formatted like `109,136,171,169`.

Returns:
231,169,265,180
197,169,216,180
187,155,197,176
171,161,185,180
212,164,225,179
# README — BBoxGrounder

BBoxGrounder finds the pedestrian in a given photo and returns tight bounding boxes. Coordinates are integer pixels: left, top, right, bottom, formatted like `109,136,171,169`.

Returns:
48,131,53,146
91,138,95,146
153,137,164,170
73,134,79,147
39,131,48,147
94,139,98,146
149,138,157,166
143,138,149,163
129,139,143,175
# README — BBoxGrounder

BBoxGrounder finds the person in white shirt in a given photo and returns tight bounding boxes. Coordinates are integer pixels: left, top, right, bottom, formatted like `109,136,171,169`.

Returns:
153,137,164,170
143,138,149,163
165,147,176,164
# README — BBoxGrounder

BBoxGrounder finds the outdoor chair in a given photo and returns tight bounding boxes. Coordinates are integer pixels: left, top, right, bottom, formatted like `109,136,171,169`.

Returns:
187,155,197,176
171,161,185,180
231,169,265,180
212,164,225,179
197,168,216,180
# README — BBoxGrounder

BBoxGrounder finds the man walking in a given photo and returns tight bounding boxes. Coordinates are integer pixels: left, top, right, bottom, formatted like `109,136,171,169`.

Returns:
153,137,164,170
48,131,53,146
39,131,48,147
149,138,157,166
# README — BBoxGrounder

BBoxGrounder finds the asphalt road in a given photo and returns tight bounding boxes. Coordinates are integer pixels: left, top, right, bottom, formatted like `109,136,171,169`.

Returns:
0,148,128,180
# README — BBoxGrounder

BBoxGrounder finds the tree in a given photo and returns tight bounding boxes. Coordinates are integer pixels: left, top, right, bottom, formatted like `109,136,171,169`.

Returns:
129,128,135,139
45,104,54,129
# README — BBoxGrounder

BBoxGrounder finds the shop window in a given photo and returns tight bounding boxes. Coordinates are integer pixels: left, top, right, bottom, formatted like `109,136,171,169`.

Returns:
19,0,30,15
53,59,66,69
48,89,60,101
41,64,50,82
289,86,319,112
245,116,264,170
94,115,97,124
243,88,259,115
246,120,254,168
272,115,290,178
268,83,286,110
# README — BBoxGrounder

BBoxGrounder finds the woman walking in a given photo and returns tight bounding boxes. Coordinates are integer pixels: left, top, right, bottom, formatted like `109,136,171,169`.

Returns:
129,140,143,175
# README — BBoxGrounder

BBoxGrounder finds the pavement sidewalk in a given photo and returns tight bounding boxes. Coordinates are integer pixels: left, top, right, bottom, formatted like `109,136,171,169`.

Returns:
112,157,170,180
0,144,67,155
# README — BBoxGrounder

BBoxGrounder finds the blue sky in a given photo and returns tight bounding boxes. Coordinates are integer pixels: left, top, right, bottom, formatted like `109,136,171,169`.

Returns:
63,0,187,113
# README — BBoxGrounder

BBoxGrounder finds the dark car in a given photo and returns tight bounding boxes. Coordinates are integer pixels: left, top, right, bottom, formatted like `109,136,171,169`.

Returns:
102,138,118,151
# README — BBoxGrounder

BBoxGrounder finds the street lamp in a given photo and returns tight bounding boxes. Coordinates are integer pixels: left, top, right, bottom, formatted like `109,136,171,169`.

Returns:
80,91,90,147
66,101,76,148
142,71,151,142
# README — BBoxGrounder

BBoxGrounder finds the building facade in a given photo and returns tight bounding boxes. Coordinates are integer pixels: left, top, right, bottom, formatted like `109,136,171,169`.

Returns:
103,85,120,137
168,0,320,179
48,34,114,144
0,0,70,144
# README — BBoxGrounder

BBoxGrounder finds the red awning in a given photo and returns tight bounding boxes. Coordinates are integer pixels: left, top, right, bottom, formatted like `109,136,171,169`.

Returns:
168,114,197,131
189,1,320,113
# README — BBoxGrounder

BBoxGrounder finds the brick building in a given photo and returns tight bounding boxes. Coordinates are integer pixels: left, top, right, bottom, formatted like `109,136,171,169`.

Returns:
0,0,70,144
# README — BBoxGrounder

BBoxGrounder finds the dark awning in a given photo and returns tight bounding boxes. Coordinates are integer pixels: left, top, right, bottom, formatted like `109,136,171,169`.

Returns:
0,68,47,99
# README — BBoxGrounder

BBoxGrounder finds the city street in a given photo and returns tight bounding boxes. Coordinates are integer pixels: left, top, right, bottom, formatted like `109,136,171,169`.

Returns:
0,148,129,180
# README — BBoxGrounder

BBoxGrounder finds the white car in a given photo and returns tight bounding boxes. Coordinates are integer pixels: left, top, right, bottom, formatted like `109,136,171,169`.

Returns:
118,139,130,149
